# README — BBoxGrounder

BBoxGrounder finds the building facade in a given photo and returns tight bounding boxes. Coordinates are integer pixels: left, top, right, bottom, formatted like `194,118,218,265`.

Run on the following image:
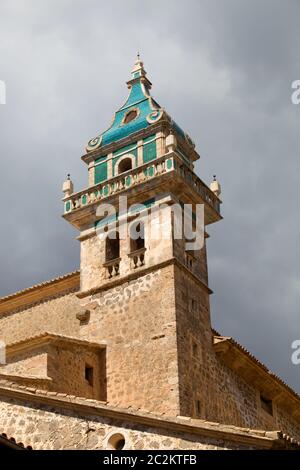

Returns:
0,58,299,450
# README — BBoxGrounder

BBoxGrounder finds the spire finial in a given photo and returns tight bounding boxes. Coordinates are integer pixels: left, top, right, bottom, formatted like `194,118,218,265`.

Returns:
210,175,221,197
62,173,74,197
128,52,151,89
131,52,148,80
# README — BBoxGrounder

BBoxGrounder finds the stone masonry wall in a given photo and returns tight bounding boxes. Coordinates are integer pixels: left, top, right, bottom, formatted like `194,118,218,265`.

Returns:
0,290,81,345
47,345,106,400
173,232,208,286
0,246,299,441
79,265,180,416
80,205,174,294
0,348,48,378
0,341,106,401
0,265,181,416
174,264,300,440
0,396,261,450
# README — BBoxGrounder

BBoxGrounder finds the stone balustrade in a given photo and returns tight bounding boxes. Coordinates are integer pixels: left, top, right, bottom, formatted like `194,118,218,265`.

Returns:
103,258,120,279
176,161,221,214
128,248,146,269
63,153,221,216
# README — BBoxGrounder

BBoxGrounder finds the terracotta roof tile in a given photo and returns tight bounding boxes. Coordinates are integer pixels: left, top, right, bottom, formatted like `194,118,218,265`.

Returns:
0,271,79,303
212,330,300,405
0,432,32,450
6,331,106,354
0,377,298,449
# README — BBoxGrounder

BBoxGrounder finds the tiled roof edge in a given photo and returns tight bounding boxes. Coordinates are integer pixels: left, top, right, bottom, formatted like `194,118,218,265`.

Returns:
0,378,298,449
0,271,80,303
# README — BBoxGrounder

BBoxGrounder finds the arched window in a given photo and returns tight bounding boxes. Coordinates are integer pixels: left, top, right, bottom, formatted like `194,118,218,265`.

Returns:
105,232,120,261
130,222,145,253
118,157,132,174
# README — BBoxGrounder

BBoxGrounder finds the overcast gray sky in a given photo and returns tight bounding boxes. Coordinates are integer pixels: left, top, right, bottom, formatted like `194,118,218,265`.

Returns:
0,0,300,392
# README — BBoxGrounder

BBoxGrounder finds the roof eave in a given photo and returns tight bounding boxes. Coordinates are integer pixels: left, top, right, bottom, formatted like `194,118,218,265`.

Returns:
213,336,300,421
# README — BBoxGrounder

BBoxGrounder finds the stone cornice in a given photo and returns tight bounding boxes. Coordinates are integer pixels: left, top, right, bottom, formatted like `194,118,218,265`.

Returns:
76,258,211,299
0,372,52,386
5,332,106,356
0,381,296,449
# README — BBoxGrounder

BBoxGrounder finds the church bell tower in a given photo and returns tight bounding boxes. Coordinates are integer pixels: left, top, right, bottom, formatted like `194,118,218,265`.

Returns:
62,57,222,418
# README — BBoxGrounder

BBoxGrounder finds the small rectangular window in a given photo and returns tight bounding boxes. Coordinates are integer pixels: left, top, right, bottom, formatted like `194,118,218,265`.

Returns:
185,251,195,270
85,365,94,386
260,394,273,416
195,400,201,417
182,291,188,303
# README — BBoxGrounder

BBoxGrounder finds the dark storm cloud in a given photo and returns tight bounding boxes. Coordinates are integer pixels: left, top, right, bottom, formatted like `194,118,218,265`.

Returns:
0,0,299,391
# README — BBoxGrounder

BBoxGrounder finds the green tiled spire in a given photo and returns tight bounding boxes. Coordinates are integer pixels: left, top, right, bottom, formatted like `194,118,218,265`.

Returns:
85,56,190,154
86,56,163,152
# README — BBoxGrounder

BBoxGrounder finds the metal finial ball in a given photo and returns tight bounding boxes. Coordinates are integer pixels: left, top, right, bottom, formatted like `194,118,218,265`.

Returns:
67,174,70,180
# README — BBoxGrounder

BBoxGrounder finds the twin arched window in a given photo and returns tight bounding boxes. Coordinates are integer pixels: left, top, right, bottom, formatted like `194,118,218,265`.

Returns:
105,222,145,263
